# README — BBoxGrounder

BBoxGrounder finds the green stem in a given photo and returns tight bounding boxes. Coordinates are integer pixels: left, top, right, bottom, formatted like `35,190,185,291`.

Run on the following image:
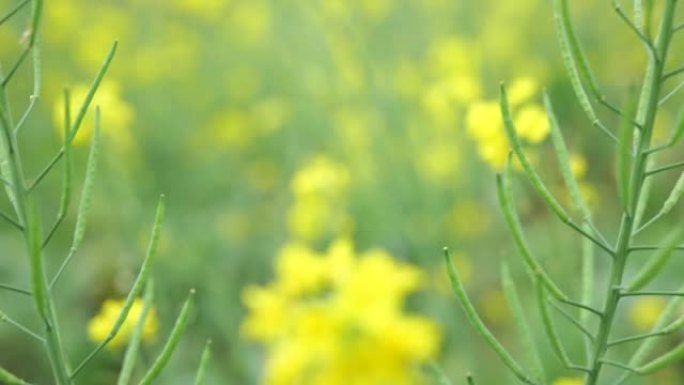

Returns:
0,46,71,385
584,2,677,384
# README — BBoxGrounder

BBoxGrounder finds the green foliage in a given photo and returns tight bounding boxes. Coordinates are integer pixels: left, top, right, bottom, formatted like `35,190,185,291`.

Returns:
445,1,684,384
0,2,198,384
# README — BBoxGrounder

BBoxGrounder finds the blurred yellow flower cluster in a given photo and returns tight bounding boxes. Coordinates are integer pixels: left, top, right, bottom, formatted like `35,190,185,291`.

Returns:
87,298,158,349
628,297,667,332
287,155,351,243
551,377,583,385
466,77,549,170
242,238,441,385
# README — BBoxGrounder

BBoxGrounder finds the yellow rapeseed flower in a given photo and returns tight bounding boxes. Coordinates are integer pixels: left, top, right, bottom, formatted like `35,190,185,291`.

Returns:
87,298,158,349
551,377,583,385
629,297,667,331
291,156,350,200
287,156,352,242
465,77,550,170
242,239,441,385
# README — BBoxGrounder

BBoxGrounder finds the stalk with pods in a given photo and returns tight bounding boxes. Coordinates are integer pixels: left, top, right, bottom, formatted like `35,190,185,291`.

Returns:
0,1,209,384
445,1,684,384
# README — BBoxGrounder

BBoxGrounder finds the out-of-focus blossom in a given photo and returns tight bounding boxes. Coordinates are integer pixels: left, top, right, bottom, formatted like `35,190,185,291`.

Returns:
629,297,667,331
287,156,352,242
551,377,583,385
87,298,158,349
466,77,549,170
242,238,441,385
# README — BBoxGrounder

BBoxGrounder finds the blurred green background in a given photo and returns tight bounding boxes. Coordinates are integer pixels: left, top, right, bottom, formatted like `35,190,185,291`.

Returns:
1,0,684,384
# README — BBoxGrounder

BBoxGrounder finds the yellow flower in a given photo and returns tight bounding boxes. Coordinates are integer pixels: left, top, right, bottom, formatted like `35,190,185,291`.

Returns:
87,298,158,349
570,153,588,179
287,196,351,242
551,377,583,385
227,1,271,46
291,156,350,200
514,104,550,144
465,77,550,170
287,156,352,242
507,77,539,106
629,297,667,331
242,239,441,385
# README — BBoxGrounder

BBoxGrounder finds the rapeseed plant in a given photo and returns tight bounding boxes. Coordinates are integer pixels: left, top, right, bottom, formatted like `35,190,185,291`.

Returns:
0,1,207,384
444,1,684,384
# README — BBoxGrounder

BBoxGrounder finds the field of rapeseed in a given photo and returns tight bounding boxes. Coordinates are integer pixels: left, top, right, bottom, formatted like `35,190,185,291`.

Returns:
1,1,684,384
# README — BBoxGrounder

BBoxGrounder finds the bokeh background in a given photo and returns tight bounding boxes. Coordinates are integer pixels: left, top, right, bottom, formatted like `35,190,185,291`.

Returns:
1,0,684,384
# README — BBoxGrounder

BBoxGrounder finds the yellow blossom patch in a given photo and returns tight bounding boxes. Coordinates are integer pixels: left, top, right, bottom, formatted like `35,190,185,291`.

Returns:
87,298,158,349
242,239,441,384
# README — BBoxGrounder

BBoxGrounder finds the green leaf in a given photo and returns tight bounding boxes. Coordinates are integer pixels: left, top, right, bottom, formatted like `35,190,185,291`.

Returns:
636,171,684,233
501,263,546,383
50,107,101,288
193,340,213,385
552,0,616,142
42,89,73,248
69,41,118,143
138,289,196,385
638,343,684,374
496,162,567,301
536,282,577,370
117,280,155,385
500,84,571,224
70,195,166,379
544,92,591,219
25,197,47,321
443,248,538,385
0,366,31,385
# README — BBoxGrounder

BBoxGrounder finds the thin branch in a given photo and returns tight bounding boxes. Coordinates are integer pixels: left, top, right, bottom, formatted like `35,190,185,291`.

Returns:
630,245,684,251
659,80,684,106
608,330,668,347
596,95,644,130
613,1,658,60
0,47,30,87
559,298,604,318
564,219,616,256
586,218,611,248
621,291,684,297
645,160,684,176
549,299,596,341
0,210,23,231
0,283,31,296
42,214,65,249
13,95,37,135
663,66,684,81
0,0,30,25
600,359,640,373
0,176,10,186
643,143,670,155
27,149,64,192
0,310,45,342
